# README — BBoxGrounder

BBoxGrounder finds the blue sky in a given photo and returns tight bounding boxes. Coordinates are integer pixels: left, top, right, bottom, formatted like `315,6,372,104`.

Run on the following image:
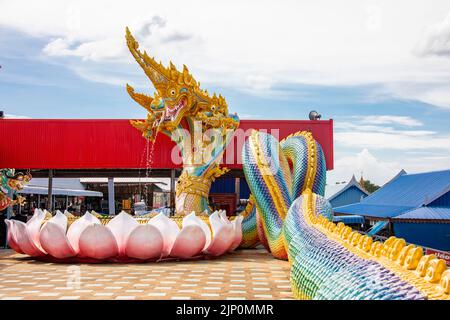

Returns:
1,0,450,186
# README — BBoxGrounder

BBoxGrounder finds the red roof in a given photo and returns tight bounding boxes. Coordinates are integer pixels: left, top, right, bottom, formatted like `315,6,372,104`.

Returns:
0,119,333,170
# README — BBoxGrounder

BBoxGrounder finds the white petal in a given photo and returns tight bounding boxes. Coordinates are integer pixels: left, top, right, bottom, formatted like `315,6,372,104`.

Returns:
39,221,76,259
78,224,118,260
49,211,68,232
66,212,101,253
125,225,163,260
229,216,243,252
182,212,211,251
14,220,46,256
5,220,24,254
148,213,180,257
106,211,139,256
205,212,234,256
25,208,46,251
170,225,206,258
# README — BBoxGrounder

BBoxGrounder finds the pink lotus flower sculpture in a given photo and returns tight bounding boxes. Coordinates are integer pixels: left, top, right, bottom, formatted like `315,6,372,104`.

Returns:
5,209,243,262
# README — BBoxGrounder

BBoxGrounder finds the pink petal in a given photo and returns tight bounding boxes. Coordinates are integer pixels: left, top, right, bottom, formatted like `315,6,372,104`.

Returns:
182,212,211,250
25,208,46,250
39,221,76,259
125,225,163,260
66,212,101,253
229,216,243,252
205,212,234,256
106,211,139,256
49,210,68,231
14,220,46,257
78,224,118,260
5,220,24,254
148,213,180,257
170,225,206,258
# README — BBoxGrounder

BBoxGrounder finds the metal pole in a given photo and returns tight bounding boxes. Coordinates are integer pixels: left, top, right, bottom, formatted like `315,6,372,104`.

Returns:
108,177,115,215
4,189,14,248
66,195,69,210
235,177,240,205
170,169,176,216
47,169,53,211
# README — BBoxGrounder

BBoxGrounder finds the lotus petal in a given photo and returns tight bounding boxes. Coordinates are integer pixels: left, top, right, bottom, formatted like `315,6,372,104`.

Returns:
148,213,180,257
182,212,211,250
125,224,164,260
205,211,234,256
219,210,229,223
39,216,76,259
170,214,207,258
66,212,101,253
14,220,46,256
47,210,68,231
106,211,139,256
64,210,75,219
78,224,118,259
25,208,46,250
229,216,243,252
5,220,24,254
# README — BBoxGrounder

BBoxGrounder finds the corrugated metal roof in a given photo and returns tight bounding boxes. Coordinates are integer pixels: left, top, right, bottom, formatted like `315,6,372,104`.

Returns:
393,206,450,220
0,119,334,170
333,203,413,218
334,169,450,218
363,169,450,207
333,215,364,224
19,186,103,197
328,175,369,202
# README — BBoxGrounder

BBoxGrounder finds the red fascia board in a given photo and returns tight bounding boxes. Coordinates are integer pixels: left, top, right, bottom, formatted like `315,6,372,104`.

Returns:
0,119,333,170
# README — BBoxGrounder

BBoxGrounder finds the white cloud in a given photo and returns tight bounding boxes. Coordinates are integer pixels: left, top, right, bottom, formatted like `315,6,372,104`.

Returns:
334,130,450,152
414,13,450,57
327,149,400,186
3,114,32,119
328,148,450,187
356,115,423,127
3,0,450,105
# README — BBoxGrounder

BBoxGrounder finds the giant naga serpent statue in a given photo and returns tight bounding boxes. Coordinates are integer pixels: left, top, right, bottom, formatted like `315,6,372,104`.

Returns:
4,28,449,300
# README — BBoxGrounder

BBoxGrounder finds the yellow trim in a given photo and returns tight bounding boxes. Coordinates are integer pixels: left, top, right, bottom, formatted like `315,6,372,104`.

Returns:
301,191,449,300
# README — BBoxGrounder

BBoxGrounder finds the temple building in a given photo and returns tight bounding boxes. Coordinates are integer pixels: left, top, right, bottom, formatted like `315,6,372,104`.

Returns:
326,175,369,208
334,169,450,252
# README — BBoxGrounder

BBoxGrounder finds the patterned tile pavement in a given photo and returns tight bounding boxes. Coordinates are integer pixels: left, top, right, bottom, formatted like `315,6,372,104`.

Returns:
0,248,293,300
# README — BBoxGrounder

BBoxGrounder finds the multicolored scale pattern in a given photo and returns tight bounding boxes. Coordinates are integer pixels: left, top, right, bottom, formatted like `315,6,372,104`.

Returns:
240,130,450,300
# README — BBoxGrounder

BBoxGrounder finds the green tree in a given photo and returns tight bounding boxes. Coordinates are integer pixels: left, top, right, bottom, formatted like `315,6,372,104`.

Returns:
362,180,380,194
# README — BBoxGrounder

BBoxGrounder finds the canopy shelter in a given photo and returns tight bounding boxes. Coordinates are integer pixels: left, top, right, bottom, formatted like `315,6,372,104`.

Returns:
19,186,102,197
333,215,364,225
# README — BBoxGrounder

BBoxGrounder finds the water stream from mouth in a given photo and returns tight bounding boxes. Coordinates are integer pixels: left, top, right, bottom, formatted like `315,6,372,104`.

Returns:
138,121,162,211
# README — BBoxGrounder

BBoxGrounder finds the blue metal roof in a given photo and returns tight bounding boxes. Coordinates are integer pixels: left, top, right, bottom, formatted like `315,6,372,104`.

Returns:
328,175,369,202
363,169,450,207
333,169,450,218
333,203,414,218
393,206,450,220
333,215,364,224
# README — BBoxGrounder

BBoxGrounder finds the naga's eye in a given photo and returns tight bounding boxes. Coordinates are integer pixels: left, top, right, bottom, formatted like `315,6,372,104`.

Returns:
170,89,176,96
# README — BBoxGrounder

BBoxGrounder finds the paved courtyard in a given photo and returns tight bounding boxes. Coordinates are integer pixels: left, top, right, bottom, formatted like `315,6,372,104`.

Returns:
0,248,293,300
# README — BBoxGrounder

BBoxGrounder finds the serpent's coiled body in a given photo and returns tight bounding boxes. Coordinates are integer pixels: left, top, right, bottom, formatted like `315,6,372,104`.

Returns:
240,130,449,300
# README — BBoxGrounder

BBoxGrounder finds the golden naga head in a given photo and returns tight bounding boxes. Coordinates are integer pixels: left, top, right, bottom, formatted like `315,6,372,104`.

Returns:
125,27,238,141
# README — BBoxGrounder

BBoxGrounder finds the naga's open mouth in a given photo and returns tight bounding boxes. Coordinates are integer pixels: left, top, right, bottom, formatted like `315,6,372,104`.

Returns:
158,96,188,126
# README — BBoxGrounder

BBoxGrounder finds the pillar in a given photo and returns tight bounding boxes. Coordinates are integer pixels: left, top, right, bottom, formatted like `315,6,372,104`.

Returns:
108,177,115,215
4,189,13,248
235,177,240,205
170,169,176,216
47,169,53,211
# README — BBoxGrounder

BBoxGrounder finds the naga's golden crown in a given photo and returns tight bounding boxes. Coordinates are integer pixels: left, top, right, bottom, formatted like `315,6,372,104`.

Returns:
125,27,227,111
